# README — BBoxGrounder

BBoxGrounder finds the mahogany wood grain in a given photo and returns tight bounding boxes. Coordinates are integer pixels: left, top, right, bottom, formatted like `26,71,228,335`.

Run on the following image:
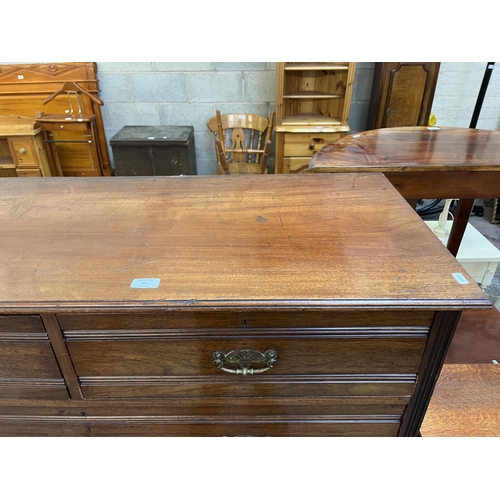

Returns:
67,336,426,376
0,174,491,436
57,310,435,330
79,378,416,399
0,316,68,400
446,307,500,364
0,421,401,437
41,314,83,400
420,363,500,437
0,315,45,333
0,174,488,310
309,126,500,256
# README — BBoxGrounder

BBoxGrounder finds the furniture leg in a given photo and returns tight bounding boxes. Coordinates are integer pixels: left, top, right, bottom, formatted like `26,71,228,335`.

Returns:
447,199,475,257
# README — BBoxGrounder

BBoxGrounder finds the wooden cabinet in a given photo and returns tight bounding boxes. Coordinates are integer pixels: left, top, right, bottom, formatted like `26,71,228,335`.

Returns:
0,174,490,436
366,62,441,129
0,62,111,177
0,115,53,177
274,62,356,174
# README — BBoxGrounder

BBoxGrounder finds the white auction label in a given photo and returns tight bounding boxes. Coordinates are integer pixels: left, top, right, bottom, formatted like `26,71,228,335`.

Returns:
452,273,468,285
130,278,161,288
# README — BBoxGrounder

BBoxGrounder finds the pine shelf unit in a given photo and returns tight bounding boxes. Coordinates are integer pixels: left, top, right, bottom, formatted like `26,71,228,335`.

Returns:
274,62,356,174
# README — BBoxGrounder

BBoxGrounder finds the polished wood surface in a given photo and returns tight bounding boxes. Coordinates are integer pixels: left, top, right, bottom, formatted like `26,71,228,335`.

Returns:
420,363,500,437
446,307,500,364
310,126,500,175
309,126,500,255
0,174,488,309
0,174,490,436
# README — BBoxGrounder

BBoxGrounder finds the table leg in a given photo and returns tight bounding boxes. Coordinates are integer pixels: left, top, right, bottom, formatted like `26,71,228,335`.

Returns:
407,199,418,210
447,199,475,257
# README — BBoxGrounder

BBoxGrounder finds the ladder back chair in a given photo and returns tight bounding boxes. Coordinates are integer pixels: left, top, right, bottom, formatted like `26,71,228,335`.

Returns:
207,110,275,175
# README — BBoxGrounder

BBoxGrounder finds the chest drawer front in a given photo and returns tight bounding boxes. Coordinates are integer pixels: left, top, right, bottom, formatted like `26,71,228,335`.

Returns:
57,310,434,331
0,315,68,400
16,168,42,177
82,420,402,437
8,138,37,166
65,330,427,399
283,133,341,157
0,315,45,333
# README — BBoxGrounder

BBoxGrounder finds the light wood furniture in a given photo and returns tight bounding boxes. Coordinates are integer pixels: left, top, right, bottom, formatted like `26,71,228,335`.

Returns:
0,174,489,437
0,115,54,177
366,63,440,129
0,62,111,176
207,111,274,174
309,126,500,257
34,81,106,178
274,62,356,174
420,363,500,437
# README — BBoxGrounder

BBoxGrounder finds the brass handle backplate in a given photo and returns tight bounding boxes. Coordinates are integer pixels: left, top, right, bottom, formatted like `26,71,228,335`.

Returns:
212,348,278,375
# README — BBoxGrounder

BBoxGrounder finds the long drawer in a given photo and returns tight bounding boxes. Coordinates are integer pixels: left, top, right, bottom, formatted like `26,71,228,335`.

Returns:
0,397,406,436
58,312,430,399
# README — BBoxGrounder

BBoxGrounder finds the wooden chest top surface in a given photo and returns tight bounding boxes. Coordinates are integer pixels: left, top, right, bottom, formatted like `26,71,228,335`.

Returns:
0,173,489,310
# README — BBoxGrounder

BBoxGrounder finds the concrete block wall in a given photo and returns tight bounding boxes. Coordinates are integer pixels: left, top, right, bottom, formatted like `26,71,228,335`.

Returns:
97,62,277,175
97,62,377,174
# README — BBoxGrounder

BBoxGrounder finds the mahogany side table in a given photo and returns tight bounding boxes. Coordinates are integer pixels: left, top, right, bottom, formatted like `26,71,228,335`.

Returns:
309,126,500,256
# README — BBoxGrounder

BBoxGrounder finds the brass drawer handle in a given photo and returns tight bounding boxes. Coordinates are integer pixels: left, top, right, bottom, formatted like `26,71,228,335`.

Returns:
212,348,278,375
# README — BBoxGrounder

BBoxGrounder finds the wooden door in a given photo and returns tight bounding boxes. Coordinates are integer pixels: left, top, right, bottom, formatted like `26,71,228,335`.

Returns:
366,62,441,129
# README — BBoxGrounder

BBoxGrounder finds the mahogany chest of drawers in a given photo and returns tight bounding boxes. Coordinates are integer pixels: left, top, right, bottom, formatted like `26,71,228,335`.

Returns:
0,174,490,436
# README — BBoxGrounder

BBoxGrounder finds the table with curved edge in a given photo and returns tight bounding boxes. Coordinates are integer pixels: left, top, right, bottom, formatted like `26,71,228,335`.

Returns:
309,126,500,257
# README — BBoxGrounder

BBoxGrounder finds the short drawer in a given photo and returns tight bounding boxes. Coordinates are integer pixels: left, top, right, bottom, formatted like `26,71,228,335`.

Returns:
282,157,313,174
0,315,68,400
8,139,37,166
64,329,427,398
16,168,42,177
0,315,45,333
283,132,341,157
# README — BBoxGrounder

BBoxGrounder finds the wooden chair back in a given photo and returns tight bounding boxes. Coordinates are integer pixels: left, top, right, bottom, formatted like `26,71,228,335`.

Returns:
207,111,275,174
